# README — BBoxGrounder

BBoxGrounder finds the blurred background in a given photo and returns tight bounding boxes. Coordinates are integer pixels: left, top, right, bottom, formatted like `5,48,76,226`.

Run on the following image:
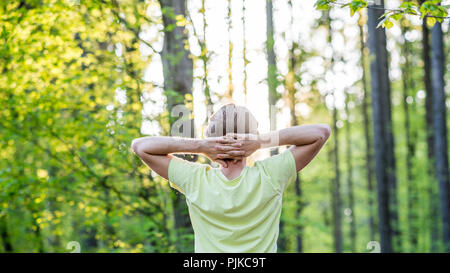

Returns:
0,0,449,253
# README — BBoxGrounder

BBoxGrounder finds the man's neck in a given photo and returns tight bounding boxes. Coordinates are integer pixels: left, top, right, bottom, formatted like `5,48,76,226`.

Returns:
220,159,247,180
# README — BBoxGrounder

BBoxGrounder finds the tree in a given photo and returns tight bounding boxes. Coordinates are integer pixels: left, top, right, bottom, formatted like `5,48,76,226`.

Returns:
315,0,449,29
430,21,450,252
158,0,195,252
399,17,418,250
331,93,342,253
266,0,284,250
420,0,440,252
287,0,304,253
324,10,343,253
358,12,376,242
367,0,399,253
266,0,279,150
345,93,356,252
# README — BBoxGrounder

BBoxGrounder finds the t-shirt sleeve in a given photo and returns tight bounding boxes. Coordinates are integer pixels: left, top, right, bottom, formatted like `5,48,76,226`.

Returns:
168,155,209,198
256,149,297,193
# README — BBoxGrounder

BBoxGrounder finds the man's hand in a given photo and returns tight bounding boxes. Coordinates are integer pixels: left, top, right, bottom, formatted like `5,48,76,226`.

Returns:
214,133,261,162
201,136,249,168
212,124,331,172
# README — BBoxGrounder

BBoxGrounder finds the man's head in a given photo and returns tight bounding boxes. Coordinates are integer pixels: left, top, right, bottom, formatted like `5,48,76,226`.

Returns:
205,103,259,138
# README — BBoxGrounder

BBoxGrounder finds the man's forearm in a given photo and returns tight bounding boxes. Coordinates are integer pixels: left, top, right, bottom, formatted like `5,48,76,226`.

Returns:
131,136,206,155
258,124,331,149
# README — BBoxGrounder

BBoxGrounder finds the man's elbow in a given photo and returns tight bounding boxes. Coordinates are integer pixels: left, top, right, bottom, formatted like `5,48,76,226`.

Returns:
131,138,143,155
318,124,331,142
131,137,159,156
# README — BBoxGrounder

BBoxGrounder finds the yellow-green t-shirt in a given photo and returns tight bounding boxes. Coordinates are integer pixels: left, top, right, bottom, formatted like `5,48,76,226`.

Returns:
168,149,297,253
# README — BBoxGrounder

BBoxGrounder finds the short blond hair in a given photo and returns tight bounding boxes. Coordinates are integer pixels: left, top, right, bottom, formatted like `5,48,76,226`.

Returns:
205,103,259,137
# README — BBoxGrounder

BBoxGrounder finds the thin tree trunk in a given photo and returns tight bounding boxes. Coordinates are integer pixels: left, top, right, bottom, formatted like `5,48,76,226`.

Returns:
159,0,194,252
345,94,356,252
421,0,440,251
358,13,376,242
327,147,335,247
327,11,342,253
294,174,303,253
400,22,418,250
430,22,450,252
287,0,303,253
367,1,399,253
331,98,342,253
325,10,343,253
266,0,278,147
332,98,342,253
266,0,284,251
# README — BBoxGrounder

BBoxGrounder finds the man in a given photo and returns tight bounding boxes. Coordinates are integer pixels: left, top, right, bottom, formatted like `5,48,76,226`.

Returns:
131,103,330,252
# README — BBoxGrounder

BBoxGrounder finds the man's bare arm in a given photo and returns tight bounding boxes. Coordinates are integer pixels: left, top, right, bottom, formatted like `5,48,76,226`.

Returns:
220,124,331,172
132,137,207,156
131,136,239,179
281,124,331,172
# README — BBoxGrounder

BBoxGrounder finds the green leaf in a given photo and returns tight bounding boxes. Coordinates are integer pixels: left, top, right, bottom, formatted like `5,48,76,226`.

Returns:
349,0,367,17
391,13,403,21
384,20,394,28
377,16,394,29
315,0,331,10
426,16,436,27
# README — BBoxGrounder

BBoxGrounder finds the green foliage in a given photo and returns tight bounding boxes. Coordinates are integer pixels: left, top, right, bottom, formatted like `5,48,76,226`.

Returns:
315,0,337,10
314,0,449,28
0,0,448,254
0,0,175,253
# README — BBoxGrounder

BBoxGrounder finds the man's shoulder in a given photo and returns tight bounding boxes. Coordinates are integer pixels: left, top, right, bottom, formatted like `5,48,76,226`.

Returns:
253,149,293,166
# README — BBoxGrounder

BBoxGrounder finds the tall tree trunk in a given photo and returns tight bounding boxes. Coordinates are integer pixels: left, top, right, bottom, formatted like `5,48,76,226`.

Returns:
159,0,194,115
266,0,278,151
430,22,450,252
327,147,336,250
325,11,343,253
266,0,284,250
294,174,303,253
421,7,440,252
286,0,303,253
288,66,303,253
159,0,194,252
285,4,303,250
367,1,399,253
345,94,356,252
358,13,376,242
400,22,418,250
332,96,343,253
